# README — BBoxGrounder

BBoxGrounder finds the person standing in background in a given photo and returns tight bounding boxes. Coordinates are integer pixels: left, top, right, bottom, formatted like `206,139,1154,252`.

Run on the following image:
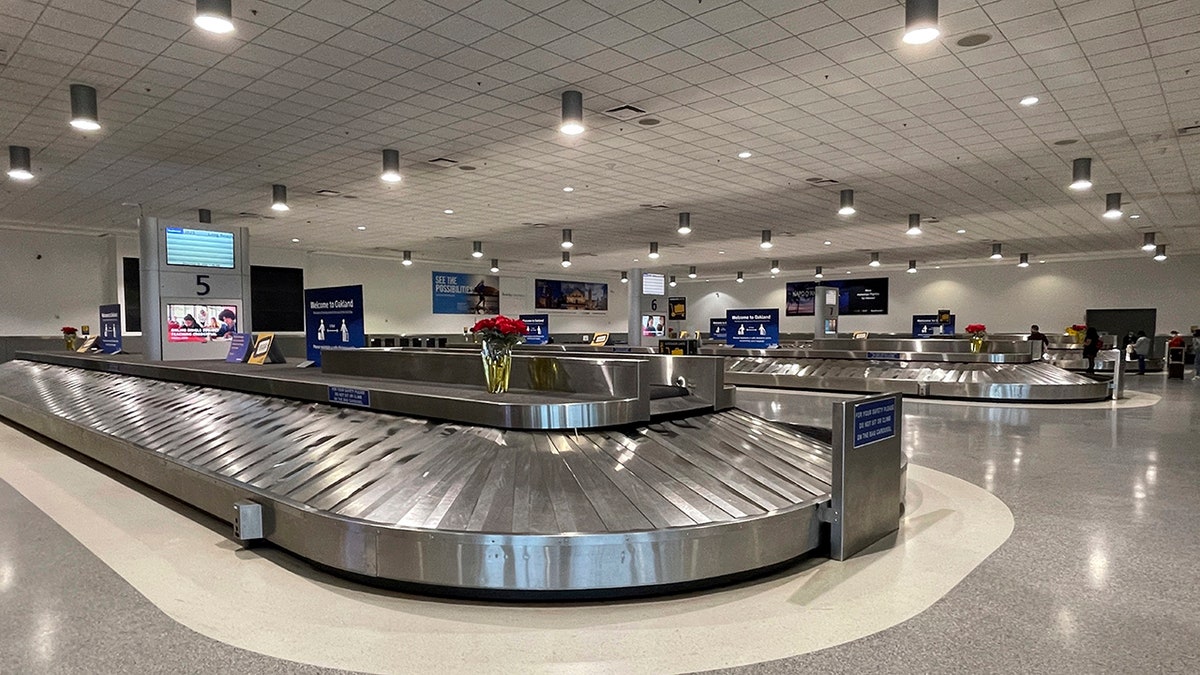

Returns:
1131,331,1150,375
1029,324,1050,355
1082,327,1101,375
1192,329,1200,381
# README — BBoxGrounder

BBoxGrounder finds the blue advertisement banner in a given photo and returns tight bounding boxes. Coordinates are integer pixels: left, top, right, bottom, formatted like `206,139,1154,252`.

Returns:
534,278,608,311
305,285,365,366
433,272,500,314
852,398,896,448
726,309,779,348
709,318,728,340
913,314,955,337
520,314,550,345
98,303,122,354
225,332,253,363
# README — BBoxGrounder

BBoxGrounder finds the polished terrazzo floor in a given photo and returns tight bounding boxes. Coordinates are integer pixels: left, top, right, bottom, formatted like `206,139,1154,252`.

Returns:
2,373,1199,673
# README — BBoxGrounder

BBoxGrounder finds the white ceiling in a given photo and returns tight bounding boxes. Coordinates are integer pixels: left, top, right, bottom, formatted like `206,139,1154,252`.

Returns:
1,0,1198,279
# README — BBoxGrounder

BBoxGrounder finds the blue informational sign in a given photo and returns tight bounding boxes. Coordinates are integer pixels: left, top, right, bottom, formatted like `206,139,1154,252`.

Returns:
725,309,779,348
913,314,955,337
328,386,371,407
224,332,253,363
853,398,897,448
709,318,728,340
305,285,366,366
867,352,902,360
98,304,122,354
432,271,500,314
520,314,550,345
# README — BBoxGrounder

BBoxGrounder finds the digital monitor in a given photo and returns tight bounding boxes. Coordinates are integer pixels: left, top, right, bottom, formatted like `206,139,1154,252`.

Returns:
642,273,665,296
166,303,239,343
165,227,235,269
641,314,665,337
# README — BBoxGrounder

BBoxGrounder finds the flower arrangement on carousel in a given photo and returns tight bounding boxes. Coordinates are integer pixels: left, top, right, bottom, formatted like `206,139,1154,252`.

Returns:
470,315,528,394
965,324,987,353
61,326,78,350
1065,324,1088,345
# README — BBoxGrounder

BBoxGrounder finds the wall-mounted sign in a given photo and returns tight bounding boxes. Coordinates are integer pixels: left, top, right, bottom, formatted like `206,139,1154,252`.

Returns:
520,313,550,345
726,308,779,348
534,279,608,311
709,318,728,340
786,278,889,316
98,303,122,354
433,272,500,314
668,296,687,320
304,285,365,366
913,314,956,337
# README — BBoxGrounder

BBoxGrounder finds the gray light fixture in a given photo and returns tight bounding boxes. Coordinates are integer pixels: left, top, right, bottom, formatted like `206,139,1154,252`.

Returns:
561,251,572,267
669,275,677,288
198,208,212,223
402,250,413,266
560,90,584,135
838,189,855,215
906,213,922,235
1141,232,1157,251
472,241,483,258
490,258,500,273
736,271,744,283
907,260,917,274
903,0,940,44
677,212,691,235
1154,244,1167,261
561,228,573,249
760,229,773,249
990,243,1003,259
1103,192,1122,219
194,0,234,34
688,265,697,279
1070,157,1092,190
381,148,401,182
7,145,32,180
814,266,823,279
868,252,881,267
620,271,628,283
648,242,659,259
1018,253,1030,268
270,184,288,211
769,260,780,274
69,84,100,131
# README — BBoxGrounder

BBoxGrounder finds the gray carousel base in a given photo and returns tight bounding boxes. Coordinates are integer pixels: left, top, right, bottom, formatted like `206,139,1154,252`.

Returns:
0,359,839,597
724,357,1112,402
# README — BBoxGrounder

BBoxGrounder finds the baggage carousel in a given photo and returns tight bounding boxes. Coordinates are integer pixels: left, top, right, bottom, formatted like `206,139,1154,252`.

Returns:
703,339,1113,403
0,349,904,598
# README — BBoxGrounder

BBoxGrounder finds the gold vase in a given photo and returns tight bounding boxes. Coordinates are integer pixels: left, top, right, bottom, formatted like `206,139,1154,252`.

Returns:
969,336,984,353
480,339,514,394
64,335,76,350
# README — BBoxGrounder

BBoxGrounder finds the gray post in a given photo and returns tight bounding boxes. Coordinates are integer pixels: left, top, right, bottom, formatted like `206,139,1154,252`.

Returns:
627,267,643,347
139,217,163,361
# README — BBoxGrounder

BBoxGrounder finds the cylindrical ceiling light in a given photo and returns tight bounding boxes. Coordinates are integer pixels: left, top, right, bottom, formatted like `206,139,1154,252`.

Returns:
561,251,572,267
69,84,101,131
814,266,823,279
402,250,413,266
620,271,628,283
903,0,940,45
270,184,289,211
990,243,1003,259
648,242,659,259
736,271,745,283
7,145,33,180
194,0,234,34
1103,192,1122,219
770,260,780,274
198,208,212,223
381,148,402,182
490,258,500,273
906,213,922,235
907,260,917,274
669,275,677,288
868,252,881,267
760,229,773,249
838,189,855,215
677,212,691,235
1141,232,1157,251
1154,244,1167,261
560,90,584,135
1018,253,1030,268
1070,158,1092,190
561,228,573,249
472,241,483,258
688,265,697,279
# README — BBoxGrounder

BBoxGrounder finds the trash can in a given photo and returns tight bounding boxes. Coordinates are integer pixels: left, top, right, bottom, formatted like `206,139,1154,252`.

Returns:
1168,348,1186,379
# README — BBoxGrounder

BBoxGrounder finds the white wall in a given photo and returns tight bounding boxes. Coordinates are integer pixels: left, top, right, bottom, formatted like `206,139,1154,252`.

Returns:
682,254,1200,336
0,229,108,335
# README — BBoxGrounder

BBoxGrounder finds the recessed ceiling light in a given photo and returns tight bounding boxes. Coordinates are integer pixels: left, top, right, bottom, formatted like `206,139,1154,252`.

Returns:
934,265,941,269
356,226,366,231
823,240,832,246
1038,260,1046,264
1019,96,1039,106
956,228,966,234
291,238,300,243
718,250,726,255
562,186,574,192
737,151,752,159
1130,214,1141,219
443,209,454,214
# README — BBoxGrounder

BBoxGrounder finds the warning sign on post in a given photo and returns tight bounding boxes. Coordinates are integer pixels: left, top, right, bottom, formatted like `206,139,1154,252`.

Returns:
852,398,896,448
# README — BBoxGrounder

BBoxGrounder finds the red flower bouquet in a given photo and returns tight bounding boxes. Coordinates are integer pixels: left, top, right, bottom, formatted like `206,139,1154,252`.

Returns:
61,326,78,336
470,315,528,346
965,324,987,337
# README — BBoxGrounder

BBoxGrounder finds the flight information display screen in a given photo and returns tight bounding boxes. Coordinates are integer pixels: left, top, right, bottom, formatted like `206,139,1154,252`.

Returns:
642,272,666,296
165,227,235,268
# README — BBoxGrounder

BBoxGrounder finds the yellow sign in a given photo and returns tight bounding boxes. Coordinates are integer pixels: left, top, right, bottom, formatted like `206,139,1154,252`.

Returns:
248,333,276,365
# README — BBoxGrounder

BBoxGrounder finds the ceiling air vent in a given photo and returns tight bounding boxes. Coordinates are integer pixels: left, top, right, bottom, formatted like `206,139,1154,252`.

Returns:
603,104,648,121
805,177,840,186
639,203,671,210
427,157,458,167
1179,125,1200,136
314,189,341,196
0,46,10,66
